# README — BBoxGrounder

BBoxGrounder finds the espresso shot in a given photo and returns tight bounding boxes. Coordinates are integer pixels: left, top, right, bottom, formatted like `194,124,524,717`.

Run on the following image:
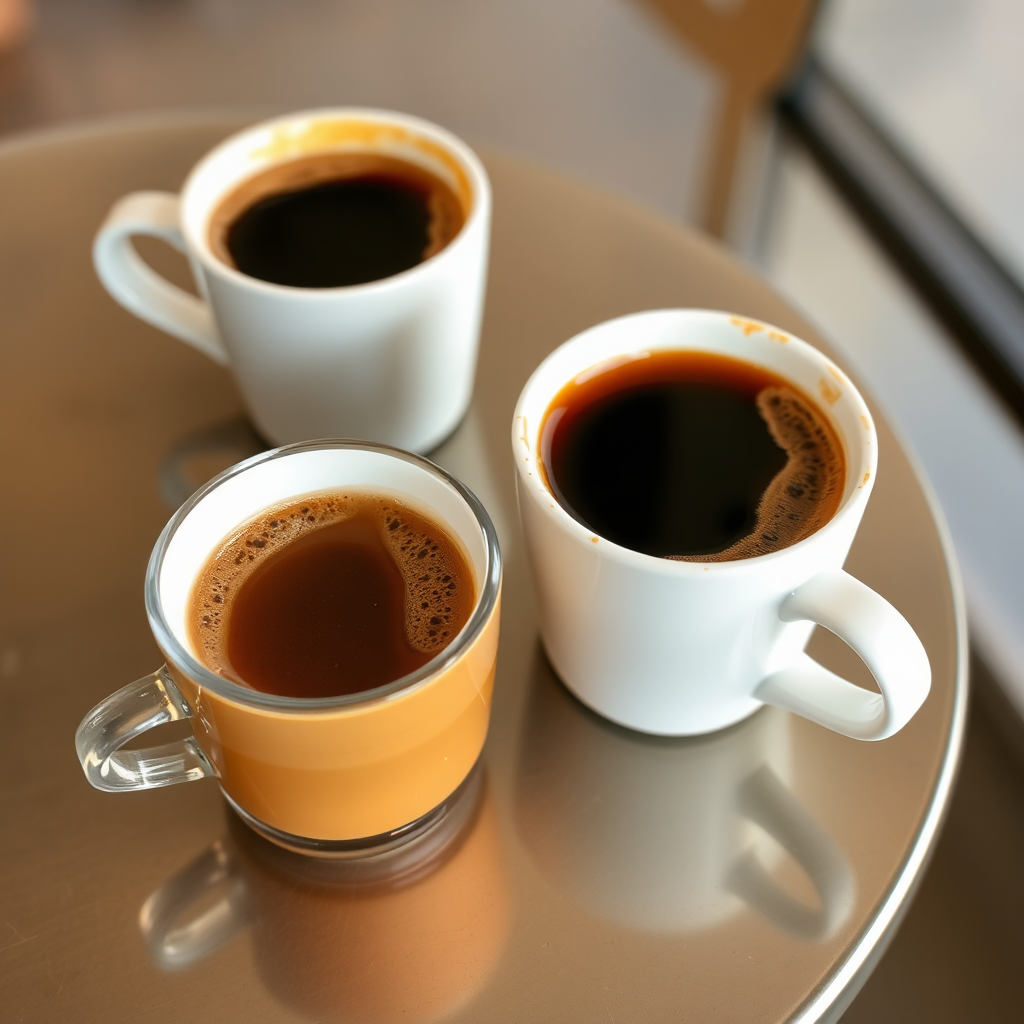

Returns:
540,350,845,561
188,491,476,699
208,152,466,288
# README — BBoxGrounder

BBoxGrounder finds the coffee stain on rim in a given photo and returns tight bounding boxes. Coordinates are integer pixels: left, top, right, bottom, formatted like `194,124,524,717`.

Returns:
729,317,791,343
818,377,842,406
248,119,474,214
730,315,764,337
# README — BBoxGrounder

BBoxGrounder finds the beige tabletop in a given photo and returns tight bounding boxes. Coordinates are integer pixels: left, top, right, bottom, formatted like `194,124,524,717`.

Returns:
0,118,965,1024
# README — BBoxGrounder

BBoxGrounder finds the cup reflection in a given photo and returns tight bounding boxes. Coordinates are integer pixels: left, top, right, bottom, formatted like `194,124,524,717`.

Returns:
141,767,510,1022
515,651,854,940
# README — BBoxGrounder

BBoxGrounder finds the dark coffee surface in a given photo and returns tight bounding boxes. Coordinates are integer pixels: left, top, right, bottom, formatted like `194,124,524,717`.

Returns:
209,153,465,288
541,350,845,561
188,492,475,698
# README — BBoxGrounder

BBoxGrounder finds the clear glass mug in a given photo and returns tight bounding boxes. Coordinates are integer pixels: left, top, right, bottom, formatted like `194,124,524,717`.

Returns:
75,440,502,854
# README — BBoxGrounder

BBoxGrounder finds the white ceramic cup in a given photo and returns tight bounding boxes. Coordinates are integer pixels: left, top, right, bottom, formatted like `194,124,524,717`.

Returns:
513,309,931,739
93,109,491,451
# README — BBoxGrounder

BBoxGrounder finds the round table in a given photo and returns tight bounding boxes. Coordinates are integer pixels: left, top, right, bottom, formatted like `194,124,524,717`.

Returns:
0,118,965,1024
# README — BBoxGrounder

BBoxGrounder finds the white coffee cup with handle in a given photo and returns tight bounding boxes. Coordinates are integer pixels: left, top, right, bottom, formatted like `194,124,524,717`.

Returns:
512,309,930,739
94,108,491,452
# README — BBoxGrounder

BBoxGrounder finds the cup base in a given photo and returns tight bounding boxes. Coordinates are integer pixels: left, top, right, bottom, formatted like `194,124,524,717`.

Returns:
221,761,482,860
547,647,767,736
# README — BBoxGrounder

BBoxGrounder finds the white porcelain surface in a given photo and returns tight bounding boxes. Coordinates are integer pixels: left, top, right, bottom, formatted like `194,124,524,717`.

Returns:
93,109,491,451
513,309,930,738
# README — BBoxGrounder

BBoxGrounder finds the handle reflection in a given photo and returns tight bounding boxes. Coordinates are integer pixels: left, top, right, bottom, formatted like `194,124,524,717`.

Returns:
728,766,855,941
139,837,249,969
140,766,510,1023
159,415,268,511
515,650,854,939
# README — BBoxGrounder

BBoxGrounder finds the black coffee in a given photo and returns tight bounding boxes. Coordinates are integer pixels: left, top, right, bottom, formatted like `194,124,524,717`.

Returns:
540,350,845,561
188,492,476,698
209,153,465,288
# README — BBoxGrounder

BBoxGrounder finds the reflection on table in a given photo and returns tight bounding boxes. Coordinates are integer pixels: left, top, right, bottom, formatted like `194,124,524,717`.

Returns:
515,651,854,940
140,766,509,1024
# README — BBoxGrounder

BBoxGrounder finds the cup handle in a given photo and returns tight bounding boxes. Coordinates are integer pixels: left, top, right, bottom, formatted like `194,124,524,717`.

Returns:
139,840,249,970
92,191,228,365
727,765,855,941
755,570,931,740
75,665,216,792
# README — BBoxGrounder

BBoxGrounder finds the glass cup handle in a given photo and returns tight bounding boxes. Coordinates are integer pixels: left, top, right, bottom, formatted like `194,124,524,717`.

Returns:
139,839,249,970
75,665,216,792
755,570,932,741
92,191,228,366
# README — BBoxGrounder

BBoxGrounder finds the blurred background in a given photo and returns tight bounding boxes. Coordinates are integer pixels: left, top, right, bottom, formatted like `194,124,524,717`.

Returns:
1,1,1021,1018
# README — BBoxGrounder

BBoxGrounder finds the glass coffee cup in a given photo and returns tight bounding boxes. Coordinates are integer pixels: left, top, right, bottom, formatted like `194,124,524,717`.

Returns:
75,440,502,853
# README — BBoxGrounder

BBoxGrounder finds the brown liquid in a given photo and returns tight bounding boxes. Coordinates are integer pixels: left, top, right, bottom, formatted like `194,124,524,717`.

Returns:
209,152,466,288
188,492,476,698
541,350,846,561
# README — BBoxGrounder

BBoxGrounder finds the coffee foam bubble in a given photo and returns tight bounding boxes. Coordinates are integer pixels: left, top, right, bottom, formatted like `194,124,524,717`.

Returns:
669,386,845,563
379,504,470,652
188,492,473,675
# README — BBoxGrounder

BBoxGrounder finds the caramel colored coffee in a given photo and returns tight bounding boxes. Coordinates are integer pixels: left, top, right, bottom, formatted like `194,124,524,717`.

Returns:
540,351,846,561
208,153,466,288
188,492,476,698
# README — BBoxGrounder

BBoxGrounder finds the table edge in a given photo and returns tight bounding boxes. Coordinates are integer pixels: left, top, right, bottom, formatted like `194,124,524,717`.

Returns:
796,445,969,1023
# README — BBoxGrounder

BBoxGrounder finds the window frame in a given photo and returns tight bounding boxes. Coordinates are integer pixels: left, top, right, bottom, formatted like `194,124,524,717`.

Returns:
777,58,1024,428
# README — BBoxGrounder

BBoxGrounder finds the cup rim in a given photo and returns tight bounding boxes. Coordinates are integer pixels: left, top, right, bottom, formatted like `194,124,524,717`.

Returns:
513,307,877,575
179,106,491,297
145,438,502,712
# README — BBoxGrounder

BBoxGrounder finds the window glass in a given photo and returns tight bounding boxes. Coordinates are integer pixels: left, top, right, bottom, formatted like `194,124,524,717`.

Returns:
817,0,1024,286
